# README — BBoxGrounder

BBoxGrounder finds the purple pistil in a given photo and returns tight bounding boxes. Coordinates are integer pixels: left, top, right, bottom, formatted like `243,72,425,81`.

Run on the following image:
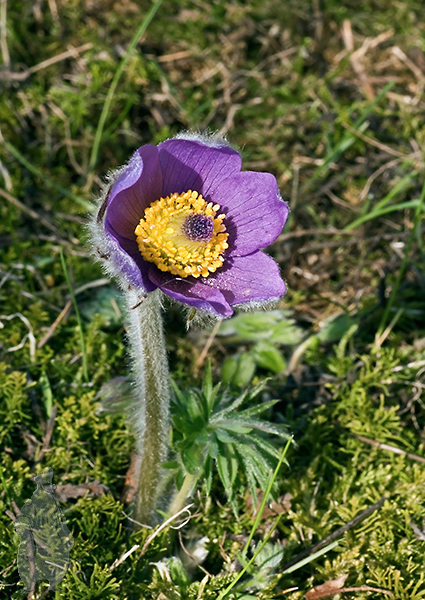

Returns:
182,213,215,242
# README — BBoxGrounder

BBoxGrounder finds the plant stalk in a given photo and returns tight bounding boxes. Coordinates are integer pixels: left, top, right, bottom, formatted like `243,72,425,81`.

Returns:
125,289,170,526
167,472,199,519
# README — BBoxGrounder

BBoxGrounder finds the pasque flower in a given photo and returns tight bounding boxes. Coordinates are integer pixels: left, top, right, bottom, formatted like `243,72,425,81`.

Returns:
95,135,288,317
89,134,288,526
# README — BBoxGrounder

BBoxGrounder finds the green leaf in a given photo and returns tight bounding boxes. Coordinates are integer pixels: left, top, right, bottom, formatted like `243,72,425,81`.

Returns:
253,341,286,373
269,322,305,345
317,313,356,343
214,419,252,435
213,386,251,418
202,360,213,405
218,311,277,338
218,309,304,345
181,446,202,475
238,398,279,418
216,452,232,496
222,352,256,387
175,469,185,491
215,427,243,444
250,435,288,461
170,365,291,517
216,445,239,512
183,393,205,429
204,456,213,495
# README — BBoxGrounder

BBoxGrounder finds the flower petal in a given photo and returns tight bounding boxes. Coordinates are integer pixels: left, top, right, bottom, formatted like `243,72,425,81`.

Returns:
107,144,163,239
104,222,157,293
210,171,289,256
148,266,233,317
158,139,242,199
211,252,286,306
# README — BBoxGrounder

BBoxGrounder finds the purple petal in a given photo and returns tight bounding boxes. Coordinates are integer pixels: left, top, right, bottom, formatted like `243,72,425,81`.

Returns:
107,144,163,239
158,139,242,199
148,266,233,317
103,223,157,293
210,171,289,257
211,252,286,306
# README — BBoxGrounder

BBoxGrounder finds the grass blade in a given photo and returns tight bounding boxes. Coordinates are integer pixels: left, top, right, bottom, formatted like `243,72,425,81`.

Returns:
242,438,292,557
88,0,165,174
217,513,285,600
368,171,419,213
344,199,423,231
2,138,91,211
281,541,340,574
311,80,395,182
375,176,425,343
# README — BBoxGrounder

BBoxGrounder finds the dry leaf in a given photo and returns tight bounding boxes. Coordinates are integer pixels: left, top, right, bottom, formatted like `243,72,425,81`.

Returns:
55,480,109,502
121,451,142,504
305,574,349,600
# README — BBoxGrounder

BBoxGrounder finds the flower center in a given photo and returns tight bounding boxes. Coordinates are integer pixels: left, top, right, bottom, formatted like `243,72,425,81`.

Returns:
182,213,215,242
134,190,229,278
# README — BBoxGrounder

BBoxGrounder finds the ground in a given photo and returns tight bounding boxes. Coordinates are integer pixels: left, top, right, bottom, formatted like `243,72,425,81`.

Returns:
1,0,425,598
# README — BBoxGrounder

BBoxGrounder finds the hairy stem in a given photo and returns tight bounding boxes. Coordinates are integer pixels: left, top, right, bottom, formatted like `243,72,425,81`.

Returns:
125,289,170,526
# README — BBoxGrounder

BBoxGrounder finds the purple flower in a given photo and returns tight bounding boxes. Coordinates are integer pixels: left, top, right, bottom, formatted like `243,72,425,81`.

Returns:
94,135,289,317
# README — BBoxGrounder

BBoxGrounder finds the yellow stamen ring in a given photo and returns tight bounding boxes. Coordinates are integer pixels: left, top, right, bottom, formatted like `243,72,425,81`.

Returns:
134,190,229,279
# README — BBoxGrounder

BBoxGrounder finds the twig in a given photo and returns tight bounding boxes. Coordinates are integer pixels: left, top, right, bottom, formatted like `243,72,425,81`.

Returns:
12,500,21,516
139,504,194,556
47,0,60,25
354,434,425,463
341,20,374,100
157,50,192,63
340,121,407,158
338,586,393,596
178,530,211,577
109,504,194,572
74,278,110,296
0,188,61,236
0,313,36,362
280,496,387,573
392,46,425,81
5,509,16,521
392,360,425,373
193,319,222,374
358,156,412,203
37,300,72,349
109,544,140,572
0,43,93,81
47,102,85,176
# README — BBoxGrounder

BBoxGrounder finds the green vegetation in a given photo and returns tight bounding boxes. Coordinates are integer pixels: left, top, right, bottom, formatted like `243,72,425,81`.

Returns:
1,0,425,598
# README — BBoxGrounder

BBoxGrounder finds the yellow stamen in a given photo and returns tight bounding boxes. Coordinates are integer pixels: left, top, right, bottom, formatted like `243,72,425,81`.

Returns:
134,190,229,278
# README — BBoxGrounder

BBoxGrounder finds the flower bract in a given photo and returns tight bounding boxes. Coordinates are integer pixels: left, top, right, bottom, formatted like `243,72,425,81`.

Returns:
97,136,289,317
